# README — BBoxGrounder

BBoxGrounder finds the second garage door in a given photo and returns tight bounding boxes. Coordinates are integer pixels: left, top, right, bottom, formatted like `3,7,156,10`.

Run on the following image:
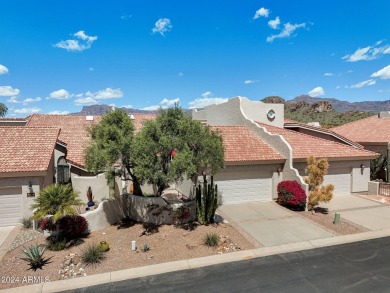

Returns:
214,171,272,204
323,168,351,195
0,187,23,227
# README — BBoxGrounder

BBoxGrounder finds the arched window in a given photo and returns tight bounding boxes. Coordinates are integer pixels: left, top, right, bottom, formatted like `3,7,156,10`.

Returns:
57,156,70,184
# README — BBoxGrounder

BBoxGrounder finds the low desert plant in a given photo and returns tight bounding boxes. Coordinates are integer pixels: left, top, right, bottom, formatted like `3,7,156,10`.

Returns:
142,243,150,252
20,244,51,271
20,217,33,229
81,243,104,266
277,180,307,211
203,233,219,247
41,215,89,240
47,239,67,251
97,241,110,252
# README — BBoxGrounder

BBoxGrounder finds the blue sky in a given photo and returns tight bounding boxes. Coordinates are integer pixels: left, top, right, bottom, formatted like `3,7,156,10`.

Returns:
1,0,390,116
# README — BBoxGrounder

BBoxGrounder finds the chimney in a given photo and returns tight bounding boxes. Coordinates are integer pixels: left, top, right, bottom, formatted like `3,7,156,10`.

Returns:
378,111,390,118
86,116,94,121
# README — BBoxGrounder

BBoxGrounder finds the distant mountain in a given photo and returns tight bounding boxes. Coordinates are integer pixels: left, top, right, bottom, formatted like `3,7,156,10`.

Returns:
73,105,156,115
288,95,390,113
73,104,193,116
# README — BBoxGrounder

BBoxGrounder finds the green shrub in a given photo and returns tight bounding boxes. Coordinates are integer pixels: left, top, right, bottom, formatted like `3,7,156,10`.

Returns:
47,239,67,251
81,243,104,266
20,244,51,271
203,233,219,247
97,241,110,252
142,243,150,252
20,217,33,229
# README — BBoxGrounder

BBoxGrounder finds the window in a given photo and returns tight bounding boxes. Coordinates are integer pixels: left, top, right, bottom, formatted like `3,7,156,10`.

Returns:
57,156,70,184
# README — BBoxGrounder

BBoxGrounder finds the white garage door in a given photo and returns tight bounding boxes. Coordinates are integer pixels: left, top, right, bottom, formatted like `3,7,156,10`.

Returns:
0,187,23,227
214,171,272,204
323,168,351,195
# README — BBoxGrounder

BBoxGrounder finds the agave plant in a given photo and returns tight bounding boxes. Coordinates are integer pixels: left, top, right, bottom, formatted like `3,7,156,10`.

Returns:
31,184,83,223
20,244,51,271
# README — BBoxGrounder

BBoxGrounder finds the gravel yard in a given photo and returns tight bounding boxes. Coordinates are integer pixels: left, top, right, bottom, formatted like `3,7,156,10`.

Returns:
0,220,254,290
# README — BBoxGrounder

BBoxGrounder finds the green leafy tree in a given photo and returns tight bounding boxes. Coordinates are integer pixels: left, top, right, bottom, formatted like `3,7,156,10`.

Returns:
370,152,387,181
132,105,224,196
85,109,143,195
31,184,83,222
0,103,7,117
304,156,334,210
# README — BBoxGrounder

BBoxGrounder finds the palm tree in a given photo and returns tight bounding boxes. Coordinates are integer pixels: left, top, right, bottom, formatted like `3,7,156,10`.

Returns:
31,184,84,222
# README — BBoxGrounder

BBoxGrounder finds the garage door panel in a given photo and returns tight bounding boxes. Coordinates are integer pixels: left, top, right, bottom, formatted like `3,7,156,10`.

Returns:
0,187,23,227
215,171,272,204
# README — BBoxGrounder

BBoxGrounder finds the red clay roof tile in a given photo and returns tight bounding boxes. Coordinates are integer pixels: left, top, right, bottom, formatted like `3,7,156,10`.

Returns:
257,122,377,160
211,126,285,162
0,127,60,173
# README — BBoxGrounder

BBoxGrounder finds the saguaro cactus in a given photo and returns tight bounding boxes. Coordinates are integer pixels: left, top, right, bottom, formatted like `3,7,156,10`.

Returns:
196,175,218,224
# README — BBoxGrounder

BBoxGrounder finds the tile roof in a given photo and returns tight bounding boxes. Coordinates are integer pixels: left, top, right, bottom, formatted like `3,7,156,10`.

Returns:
257,122,377,160
331,115,390,144
0,127,60,173
284,120,363,149
210,126,285,162
25,114,157,168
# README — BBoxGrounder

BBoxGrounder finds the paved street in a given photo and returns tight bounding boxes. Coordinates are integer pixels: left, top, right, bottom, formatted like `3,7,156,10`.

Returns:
66,236,390,293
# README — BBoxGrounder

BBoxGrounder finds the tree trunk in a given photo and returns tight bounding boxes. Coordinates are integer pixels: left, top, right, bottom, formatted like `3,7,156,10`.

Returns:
126,166,143,196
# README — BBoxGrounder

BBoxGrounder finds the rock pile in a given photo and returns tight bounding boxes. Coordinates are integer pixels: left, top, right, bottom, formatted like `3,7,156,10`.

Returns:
217,236,241,254
59,253,86,280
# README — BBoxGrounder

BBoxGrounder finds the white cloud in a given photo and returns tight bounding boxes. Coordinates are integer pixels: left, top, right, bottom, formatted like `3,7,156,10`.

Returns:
54,30,98,52
0,86,20,96
89,67,95,72
142,98,180,111
342,41,390,62
253,7,269,19
49,89,72,100
94,88,123,99
7,96,20,103
47,110,69,115
122,105,133,109
307,86,325,97
188,92,229,109
266,22,306,43
74,97,97,106
268,17,280,29
371,65,390,79
22,97,41,105
349,79,376,88
244,80,256,84
0,64,9,75
324,72,333,77
13,107,41,114
152,18,172,36
74,31,97,42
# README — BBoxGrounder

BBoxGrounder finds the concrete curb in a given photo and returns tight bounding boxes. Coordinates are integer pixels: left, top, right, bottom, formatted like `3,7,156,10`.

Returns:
2,228,390,293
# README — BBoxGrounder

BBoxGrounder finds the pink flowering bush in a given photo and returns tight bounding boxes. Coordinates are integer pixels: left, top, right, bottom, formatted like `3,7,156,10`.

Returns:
277,180,307,211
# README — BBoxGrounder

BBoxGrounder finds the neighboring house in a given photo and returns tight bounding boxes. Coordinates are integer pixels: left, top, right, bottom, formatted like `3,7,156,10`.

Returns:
331,112,390,181
193,97,378,204
0,127,60,226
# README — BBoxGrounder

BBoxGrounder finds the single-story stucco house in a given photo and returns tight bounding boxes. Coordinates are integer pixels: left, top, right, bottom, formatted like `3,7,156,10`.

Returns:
192,97,378,204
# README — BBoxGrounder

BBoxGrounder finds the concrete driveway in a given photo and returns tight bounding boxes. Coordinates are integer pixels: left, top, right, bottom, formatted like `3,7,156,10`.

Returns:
218,202,333,247
0,226,14,247
320,194,390,231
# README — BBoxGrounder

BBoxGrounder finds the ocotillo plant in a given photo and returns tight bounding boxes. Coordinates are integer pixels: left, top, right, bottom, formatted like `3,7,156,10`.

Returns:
196,175,218,224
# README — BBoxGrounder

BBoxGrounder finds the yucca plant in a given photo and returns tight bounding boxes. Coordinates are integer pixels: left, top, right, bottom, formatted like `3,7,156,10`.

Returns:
20,244,51,271
20,217,33,229
81,243,105,266
142,243,150,252
203,233,219,247
31,184,83,223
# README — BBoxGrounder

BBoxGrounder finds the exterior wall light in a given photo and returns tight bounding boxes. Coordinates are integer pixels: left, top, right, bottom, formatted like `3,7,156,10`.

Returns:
360,164,365,175
277,167,282,176
27,181,35,197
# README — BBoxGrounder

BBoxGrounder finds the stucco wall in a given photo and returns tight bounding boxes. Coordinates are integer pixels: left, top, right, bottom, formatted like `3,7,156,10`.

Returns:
82,194,196,231
192,96,309,197
71,173,109,203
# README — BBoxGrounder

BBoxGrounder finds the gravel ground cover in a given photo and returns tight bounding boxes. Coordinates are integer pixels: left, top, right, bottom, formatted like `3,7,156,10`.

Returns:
0,220,254,290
